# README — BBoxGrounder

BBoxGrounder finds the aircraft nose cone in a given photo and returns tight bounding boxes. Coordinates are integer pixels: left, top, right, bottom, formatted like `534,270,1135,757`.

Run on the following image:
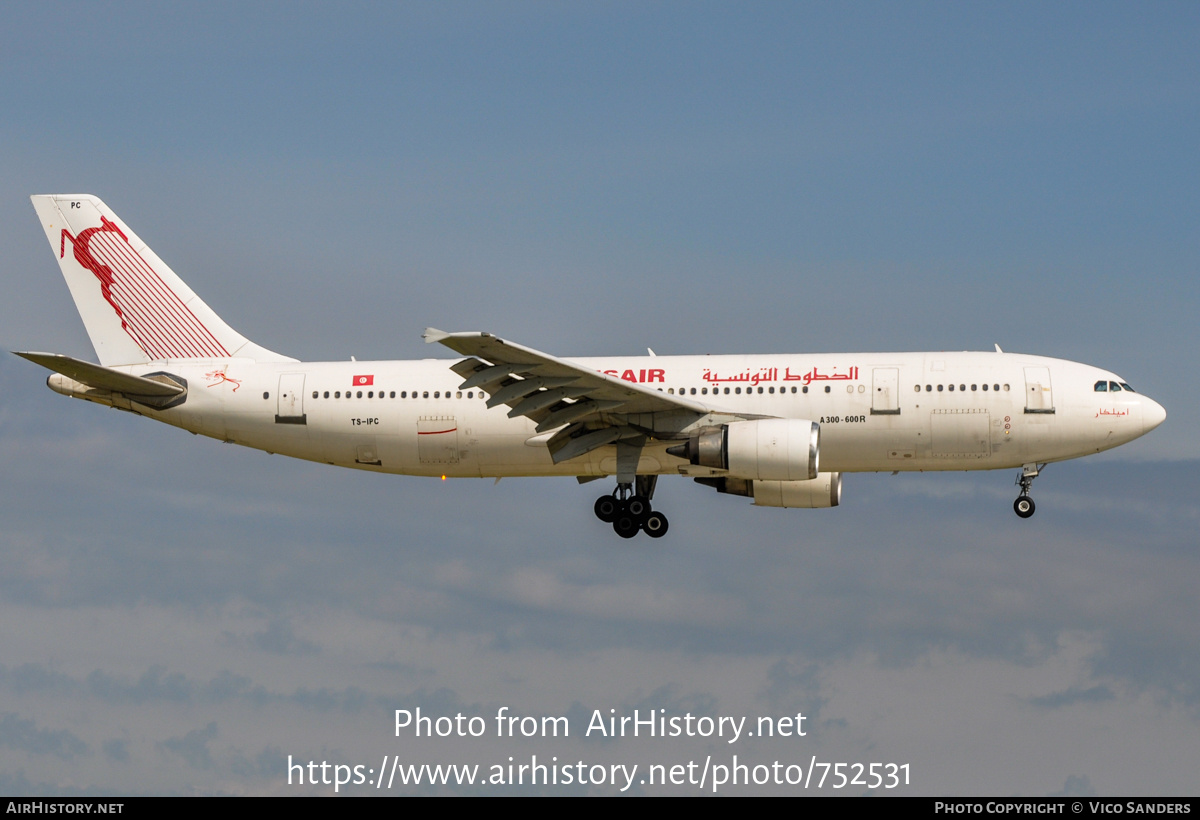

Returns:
1143,398,1166,434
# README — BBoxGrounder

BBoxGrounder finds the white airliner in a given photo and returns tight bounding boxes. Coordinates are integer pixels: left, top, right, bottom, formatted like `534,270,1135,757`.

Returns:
20,195,1166,538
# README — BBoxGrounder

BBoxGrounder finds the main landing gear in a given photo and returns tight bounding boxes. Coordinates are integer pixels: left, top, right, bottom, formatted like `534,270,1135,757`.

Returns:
1013,462,1045,519
594,476,668,539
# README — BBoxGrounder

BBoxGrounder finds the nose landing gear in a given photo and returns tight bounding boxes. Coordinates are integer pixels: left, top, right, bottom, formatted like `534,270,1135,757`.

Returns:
594,476,668,538
1013,463,1044,519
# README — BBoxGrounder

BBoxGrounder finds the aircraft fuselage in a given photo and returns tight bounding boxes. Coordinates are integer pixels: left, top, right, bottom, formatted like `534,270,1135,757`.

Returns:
51,350,1161,479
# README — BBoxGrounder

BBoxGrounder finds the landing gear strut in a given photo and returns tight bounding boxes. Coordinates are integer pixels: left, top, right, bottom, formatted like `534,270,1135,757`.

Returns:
1013,463,1044,519
594,476,668,538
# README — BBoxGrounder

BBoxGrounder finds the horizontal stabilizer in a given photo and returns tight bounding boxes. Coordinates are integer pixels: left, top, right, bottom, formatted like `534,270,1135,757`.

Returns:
13,352,184,397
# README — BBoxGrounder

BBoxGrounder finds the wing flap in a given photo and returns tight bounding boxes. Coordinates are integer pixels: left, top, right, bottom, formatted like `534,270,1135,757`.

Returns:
535,399,625,432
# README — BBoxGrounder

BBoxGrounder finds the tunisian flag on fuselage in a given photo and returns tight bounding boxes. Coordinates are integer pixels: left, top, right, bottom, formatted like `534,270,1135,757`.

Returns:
352,375,374,386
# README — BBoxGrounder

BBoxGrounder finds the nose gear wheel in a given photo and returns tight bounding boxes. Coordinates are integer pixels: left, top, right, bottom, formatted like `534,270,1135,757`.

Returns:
1013,463,1045,519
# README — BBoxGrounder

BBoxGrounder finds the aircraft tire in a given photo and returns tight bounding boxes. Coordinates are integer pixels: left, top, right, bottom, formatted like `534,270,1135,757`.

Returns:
595,495,621,522
613,515,641,538
626,495,651,523
643,511,669,538
1014,496,1036,519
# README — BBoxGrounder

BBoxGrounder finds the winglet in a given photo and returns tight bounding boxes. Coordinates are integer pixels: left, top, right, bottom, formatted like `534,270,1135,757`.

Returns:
422,327,450,344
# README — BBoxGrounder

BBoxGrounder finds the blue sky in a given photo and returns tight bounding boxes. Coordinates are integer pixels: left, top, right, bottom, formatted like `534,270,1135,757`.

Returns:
0,2,1197,794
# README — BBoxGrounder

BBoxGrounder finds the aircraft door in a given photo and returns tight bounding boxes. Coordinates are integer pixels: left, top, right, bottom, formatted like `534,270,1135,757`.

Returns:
931,409,991,458
276,373,307,424
871,368,900,415
418,416,460,464
1024,367,1055,414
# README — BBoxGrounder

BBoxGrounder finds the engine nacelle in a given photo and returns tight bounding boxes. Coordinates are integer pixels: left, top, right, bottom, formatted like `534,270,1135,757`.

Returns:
752,473,841,508
694,473,842,509
669,419,819,481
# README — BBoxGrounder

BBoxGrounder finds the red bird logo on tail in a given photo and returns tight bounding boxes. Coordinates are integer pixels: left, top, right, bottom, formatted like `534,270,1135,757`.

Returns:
60,216,130,332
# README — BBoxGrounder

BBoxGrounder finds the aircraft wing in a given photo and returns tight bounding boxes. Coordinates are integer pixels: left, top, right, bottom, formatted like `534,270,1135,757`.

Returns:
424,329,711,463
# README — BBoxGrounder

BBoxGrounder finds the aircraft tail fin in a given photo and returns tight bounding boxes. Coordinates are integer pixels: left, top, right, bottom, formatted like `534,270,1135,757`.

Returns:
30,195,294,366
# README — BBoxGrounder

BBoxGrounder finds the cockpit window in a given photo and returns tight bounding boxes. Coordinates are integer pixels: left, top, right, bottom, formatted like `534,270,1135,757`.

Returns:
1094,380,1108,392
1120,383,1135,393
1108,381,1122,392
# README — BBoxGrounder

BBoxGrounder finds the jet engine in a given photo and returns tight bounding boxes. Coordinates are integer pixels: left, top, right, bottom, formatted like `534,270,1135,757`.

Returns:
668,419,819,481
